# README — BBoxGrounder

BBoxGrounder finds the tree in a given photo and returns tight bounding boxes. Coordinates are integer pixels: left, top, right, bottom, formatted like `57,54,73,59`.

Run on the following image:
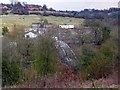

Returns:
2,59,22,86
102,27,110,42
94,28,102,45
86,53,113,79
49,8,55,11
43,19,48,28
34,36,57,76
81,45,96,67
17,38,34,68
2,26,9,35
44,19,48,25
42,4,48,11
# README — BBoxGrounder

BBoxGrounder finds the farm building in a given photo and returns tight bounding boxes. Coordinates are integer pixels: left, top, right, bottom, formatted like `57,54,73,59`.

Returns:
25,31,38,38
31,23,53,29
32,23,44,28
24,21,52,38
25,28,44,38
59,24,74,29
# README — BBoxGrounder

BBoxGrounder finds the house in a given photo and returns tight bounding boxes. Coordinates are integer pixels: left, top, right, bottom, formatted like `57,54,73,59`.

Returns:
25,28,44,38
24,21,53,38
11,2,29,15
59,24,74,29
25,31,38,38
27,5,42,11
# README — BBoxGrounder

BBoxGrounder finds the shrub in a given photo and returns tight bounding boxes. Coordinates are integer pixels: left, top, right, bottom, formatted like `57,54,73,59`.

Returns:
2,60,23,86
79,43,113,80
101,27,111,42
2,26,9,35
100,40,115,61
78,45,97,68
2,37,23,86
87,53,112,79
81,53,113,80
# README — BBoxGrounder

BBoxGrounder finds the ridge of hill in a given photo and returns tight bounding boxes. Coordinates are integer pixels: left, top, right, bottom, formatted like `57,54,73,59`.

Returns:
0,3,120,19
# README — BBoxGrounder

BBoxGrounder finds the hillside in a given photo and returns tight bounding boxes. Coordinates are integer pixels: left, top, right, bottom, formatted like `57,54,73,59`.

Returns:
1,15,84,31
1,1,119,89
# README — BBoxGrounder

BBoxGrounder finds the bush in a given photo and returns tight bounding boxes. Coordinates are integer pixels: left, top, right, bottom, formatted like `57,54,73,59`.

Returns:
2,26,9,35
77,45,97,68
81,53,113,80
79,42,114,80
100,41,113,59
88,53,112,79
2,37,23,86
2,60,23,86
101,27,111,42
100,47,113,57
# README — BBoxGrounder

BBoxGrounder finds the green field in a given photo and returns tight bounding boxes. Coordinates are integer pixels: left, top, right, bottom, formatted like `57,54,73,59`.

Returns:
0,15,84,31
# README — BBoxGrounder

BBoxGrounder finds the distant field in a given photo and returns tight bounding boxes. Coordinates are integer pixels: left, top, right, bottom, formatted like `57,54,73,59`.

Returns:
0,15,84,31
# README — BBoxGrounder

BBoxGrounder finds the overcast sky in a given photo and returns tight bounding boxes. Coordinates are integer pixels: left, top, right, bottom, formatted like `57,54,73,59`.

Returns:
0,0,119,11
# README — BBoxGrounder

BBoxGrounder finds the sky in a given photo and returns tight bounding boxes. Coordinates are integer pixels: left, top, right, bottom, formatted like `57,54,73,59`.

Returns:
0,0,119,11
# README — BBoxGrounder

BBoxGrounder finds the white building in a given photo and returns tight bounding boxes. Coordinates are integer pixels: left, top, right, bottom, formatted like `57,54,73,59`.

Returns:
59,24,74,29
25,31,38,38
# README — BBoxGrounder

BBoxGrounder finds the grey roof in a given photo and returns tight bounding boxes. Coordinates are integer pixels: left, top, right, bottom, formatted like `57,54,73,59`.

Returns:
25,30,39,35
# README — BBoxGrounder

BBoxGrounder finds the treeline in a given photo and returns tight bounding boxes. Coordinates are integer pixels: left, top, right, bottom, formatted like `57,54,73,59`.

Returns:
28,7,119,19
18,8,120,19
56,8,120,19
1,2,120,19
